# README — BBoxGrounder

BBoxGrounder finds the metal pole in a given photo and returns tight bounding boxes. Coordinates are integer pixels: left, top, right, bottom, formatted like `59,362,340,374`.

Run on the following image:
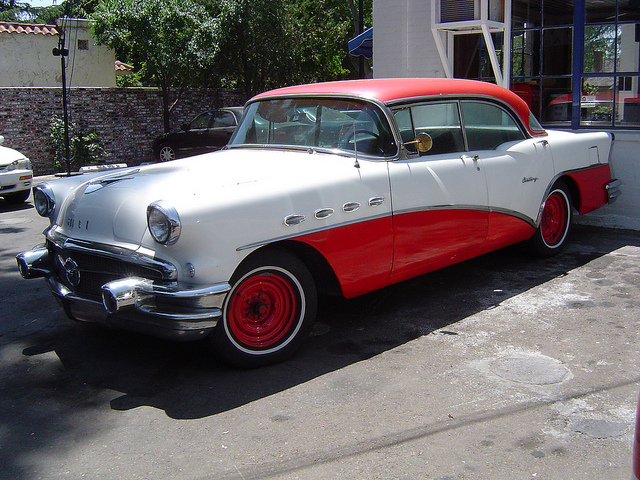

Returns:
53,20,71,176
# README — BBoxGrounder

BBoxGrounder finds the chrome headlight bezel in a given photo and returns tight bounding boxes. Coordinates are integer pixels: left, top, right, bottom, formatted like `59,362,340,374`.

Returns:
33,184,55,217
6,157,31,171
147,201,181,246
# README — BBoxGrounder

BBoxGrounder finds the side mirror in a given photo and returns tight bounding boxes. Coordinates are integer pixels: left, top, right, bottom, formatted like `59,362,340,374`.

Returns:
181,123,190,131
404,133,432,153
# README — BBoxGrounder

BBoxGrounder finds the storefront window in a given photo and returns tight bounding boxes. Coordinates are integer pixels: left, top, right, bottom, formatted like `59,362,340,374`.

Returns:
540,78,574,124
512,30,540,77
543,0,574,26
512,0,541,28
619,1,640,21
542,27,573,75
616,76,640,126
581,77,614,124
511,0,639,129
584,25,617,73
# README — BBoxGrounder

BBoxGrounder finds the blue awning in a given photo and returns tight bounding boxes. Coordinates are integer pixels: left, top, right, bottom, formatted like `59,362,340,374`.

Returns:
348,27,372,58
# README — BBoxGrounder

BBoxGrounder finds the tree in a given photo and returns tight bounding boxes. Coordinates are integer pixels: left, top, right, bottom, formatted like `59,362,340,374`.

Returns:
91,0,220,132
210,0,369,97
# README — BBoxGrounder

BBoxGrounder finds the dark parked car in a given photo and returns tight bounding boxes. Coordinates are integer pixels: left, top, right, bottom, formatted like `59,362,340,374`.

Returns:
152,107,244,161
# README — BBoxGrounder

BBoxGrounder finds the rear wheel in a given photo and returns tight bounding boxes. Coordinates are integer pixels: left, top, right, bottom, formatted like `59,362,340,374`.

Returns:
529,182,572,257
157,144,176,162
211,250,317,368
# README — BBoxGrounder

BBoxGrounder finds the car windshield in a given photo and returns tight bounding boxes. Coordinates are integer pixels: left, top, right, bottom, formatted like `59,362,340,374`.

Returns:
229,98,397,158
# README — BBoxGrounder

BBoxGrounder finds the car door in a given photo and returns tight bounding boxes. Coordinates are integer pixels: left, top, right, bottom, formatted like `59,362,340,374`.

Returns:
179,112,214,152
460,100,555,244
389,101,489,277
204,110,238,149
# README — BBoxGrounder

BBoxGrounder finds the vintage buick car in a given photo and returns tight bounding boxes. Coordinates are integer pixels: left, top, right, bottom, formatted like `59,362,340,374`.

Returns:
17,78,620,367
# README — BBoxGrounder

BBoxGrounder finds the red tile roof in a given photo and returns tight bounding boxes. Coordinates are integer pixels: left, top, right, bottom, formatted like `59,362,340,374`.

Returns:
0,22,59,35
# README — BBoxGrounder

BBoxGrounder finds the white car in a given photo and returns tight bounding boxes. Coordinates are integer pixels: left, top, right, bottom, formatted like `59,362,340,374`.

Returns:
16,78,620,367
0,135,32,203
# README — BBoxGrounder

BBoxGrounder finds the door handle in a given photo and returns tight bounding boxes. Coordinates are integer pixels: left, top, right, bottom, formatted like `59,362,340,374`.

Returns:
461,154,480,171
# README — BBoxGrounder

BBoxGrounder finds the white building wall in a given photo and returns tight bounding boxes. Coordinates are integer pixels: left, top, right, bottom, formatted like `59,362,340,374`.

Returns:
0,21,115,88
575,131,640,231
373,0,445,79
0,33,61,87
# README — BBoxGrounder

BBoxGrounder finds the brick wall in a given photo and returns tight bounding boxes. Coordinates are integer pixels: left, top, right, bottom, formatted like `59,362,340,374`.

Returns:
0,87,246,175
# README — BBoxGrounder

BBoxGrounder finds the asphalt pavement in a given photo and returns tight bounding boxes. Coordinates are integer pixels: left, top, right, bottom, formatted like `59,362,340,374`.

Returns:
1,190,639,480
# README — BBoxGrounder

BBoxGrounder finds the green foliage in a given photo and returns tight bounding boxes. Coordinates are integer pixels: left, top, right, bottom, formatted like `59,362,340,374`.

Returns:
50,116,106,172
210,0,369,96
91,0,220,131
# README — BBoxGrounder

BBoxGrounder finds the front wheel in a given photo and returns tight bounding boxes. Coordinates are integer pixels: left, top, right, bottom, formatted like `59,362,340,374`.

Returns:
210,250,317,368
529,182,572,257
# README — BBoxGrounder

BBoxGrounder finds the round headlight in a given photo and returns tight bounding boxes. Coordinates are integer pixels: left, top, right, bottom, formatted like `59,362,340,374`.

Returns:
33,184,55,217
147,201,181,245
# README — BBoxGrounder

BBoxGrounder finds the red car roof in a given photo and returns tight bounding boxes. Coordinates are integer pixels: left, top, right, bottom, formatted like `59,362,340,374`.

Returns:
253,78,541,135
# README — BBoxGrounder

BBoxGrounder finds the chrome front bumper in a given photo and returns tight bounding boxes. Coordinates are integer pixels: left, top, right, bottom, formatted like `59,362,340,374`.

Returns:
16,244,230,341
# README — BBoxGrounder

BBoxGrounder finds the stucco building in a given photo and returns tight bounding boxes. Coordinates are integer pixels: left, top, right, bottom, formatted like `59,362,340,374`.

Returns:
0,19,116,88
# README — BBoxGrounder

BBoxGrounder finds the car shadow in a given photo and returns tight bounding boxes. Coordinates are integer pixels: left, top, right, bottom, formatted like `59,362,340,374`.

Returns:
0,198,33,214
12,225,639,421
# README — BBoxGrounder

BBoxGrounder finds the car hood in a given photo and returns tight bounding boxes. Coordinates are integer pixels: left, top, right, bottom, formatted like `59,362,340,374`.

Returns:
0,144,26,168
53,148,360,248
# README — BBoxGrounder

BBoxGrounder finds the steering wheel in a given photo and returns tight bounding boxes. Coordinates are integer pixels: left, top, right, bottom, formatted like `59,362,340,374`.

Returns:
340,129,381,152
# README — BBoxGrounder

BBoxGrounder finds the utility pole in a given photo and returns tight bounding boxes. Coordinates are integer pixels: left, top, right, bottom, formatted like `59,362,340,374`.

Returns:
53,20,71,176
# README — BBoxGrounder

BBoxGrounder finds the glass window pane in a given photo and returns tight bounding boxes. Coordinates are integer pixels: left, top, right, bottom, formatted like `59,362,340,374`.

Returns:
190,113,212,129
619,23,640,73
410,102,465,155
462,102,526,150
542,27,573,75
512,80,541,117
584,25,617,73
512,0,541,28
616,76,640,126
540,77,573,125
543,0,574,26
586,0,616,23
581,77,614,126
512,29,541,77
619,1,640,22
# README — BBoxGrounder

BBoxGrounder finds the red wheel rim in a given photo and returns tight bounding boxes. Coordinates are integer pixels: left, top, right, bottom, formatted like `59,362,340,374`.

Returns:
540,191,567,246
227,272,298,348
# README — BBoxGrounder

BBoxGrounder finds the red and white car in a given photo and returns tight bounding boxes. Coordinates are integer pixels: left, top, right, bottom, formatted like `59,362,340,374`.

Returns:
17,78,620,367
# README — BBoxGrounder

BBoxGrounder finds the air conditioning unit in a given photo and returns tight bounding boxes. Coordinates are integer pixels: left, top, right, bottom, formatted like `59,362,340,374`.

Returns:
438,0,504,24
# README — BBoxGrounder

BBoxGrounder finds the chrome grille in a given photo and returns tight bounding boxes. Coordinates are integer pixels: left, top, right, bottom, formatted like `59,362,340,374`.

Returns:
49,241,164,301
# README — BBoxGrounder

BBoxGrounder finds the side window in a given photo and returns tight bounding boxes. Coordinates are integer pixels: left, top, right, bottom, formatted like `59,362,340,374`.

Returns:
190,112,212,129
395,102,465,156
461,102,526,150
212,111,236,128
